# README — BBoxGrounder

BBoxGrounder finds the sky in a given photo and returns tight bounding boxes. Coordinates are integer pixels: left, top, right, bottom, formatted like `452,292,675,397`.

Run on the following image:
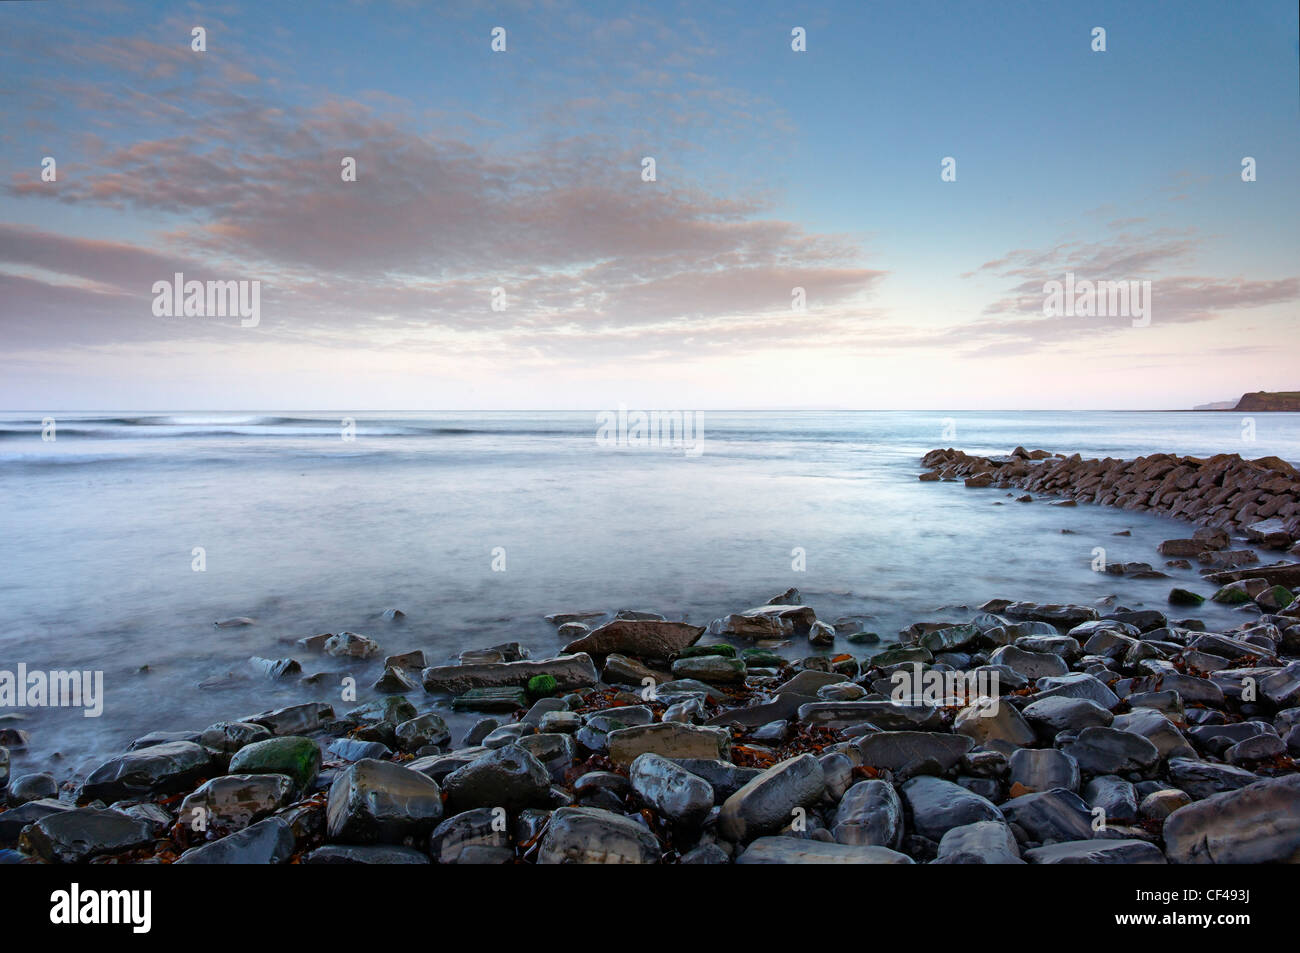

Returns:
1,0,1297,410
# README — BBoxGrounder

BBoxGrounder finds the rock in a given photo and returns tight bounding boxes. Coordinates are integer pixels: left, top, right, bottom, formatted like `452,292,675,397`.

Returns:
562,620,704,660
1031,673,1119,709
708,604,817,640
394,713,451,751
539,710,581,734
1009,748,1080,793
324,631,381,659
305,844,430,864
372,666,420,694
670,655,746,685
798,700,942,731
737,838,913,864
383,650,426,671
442,745,552,814
1022,696,1114,738
245,702,334,735
428,807,511,863
0,799,73,843
7,773,57,805
1000,788,1096,844
537,806,660,864
855,731,973,773
718,754,825,841
175,817,295,864
831,779,903,849
1111,709,1194,761
988,645,1069,680
199,721,271,753
1025,839,1167,864
629,753,714,826
79,741,213,803
602,653,671,689
954,700,1036,747
606,723,730,764
1261,662,1300,708
422,654,598,695
933,820,1024,864
671,759,763,801
1062,726,1160,774
900,776,1003,841
452,687,529,712
680,843,731,864
179,774,295,834
516,733,577,782
1225,733,1285,764
1164,775,1300,863
1084,776,1138,824
1141,788,1192,821
327,759,445,843
228,736,321,790
327,738,392,761
19,808,155,863
706,693,811,729
774,670,846,695
1168,758,1262,799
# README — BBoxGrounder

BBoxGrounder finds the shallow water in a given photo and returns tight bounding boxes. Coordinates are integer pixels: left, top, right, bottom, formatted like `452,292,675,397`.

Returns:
2,410,1298,774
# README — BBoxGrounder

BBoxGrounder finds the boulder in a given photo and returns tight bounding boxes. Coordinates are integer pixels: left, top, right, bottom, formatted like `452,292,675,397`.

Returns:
19,808,154,863
442,744,552,814
900,776,1003,841
79,741,213,803
1164,775,1300,863
174,817,295,864
537,806,660,864
326,759,445,843
562,620,704,660
831,779,904,849
179,774,295,834
228,736,321,790
718,754,826,841
628,753,714,826
933,820,1024,864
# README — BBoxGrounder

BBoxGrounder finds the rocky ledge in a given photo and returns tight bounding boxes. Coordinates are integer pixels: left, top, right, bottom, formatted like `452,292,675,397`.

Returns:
921,447,1300,553
2,590,1298,865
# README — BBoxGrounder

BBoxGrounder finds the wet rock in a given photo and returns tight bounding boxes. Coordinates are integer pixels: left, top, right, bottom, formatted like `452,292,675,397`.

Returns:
79,741,214,803
179,774,295,834
855,731,973,773
602,653,671,689
1225,733,1285,764
1022,696,1114,738
988,645,1069,680
423,654,598,695
954,700,1036,747
537,806,659,864
327,759,444,843
328,738,392,761
607,723,730,764
1111,709,1194,761
516,733,577,782
175,817,295,864
1025,839,1166,864
428,807,511,863
372,666,420,694
442,744,552,814
933,820,1024,864
228,736,321,790
1030,673,1119,709
708,604,816,639
900,776,1003,841
563,619,704,661
199,721,271,753
629,753,713,826
1140,788,1192,821
680,842,731,864
394,712,451,751
20,808,155,863
1000,788,1096,844
737,837,913,864
1062,726,1160,774
7,772,57,805
671,759,763,802
831,779,903,848
1167,758,1262,799
324,631,381,659
1008,748,1080,793
718,754,825,841
670,655,746,685
245,702,334,735
249,656,301,679
798,700,942,731
305,844,430,864
1164,775,1300,863
0,799,73,843
383,650,426,671
1084,776,1138,824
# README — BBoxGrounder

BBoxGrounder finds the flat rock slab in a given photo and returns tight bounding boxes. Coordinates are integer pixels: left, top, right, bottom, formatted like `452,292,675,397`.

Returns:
737,837,913,864
1025,839,1167,864
1164,774,1300,863
175,817,295,864
607,723,731,764
423,654,597,695
562,620,704,661
706,693,815,728
855,731,974,773
79,741,214,803
20,808,155,863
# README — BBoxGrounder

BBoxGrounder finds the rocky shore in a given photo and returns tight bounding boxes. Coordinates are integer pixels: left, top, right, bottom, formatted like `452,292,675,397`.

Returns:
920,447,1300,553
2,572,1299,864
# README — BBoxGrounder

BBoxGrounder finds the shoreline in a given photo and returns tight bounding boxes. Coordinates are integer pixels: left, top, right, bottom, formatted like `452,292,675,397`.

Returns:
2,449,1299,864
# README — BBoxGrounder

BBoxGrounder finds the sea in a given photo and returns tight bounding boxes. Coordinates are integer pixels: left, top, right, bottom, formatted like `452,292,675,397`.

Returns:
2,410,1298,772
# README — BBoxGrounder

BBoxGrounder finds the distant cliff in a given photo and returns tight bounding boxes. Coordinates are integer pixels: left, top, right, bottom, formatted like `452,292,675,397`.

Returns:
1234,391,1300,412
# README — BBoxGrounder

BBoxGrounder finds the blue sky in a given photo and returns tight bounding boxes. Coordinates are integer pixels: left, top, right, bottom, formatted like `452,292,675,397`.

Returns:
1,0,1297,409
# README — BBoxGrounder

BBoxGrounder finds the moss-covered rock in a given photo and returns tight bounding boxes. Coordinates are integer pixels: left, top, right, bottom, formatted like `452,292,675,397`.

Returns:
527,674,558,698
228,735,321,790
